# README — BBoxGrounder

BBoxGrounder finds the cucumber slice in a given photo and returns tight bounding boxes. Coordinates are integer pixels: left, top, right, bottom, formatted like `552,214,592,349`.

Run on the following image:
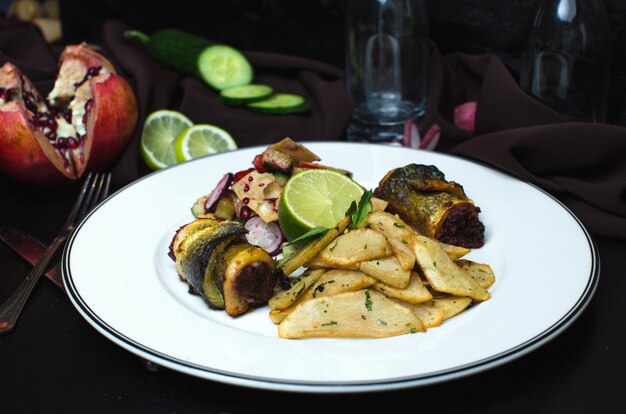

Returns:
247,93,309,115
220,84,274,105
198,45,254,90
125,29,253,91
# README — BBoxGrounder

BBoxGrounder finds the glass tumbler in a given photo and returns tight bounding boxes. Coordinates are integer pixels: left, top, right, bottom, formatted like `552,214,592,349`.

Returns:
520,0,610,122
345,0,429,143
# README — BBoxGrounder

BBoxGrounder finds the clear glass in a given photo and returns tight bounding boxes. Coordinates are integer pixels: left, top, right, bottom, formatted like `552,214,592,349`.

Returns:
520,0,610,122
345,0,429,142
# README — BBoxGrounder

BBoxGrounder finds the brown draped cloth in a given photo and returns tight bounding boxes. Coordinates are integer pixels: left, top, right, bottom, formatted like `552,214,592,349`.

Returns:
0,20,624,240
99,20,353,184
422,51,626,240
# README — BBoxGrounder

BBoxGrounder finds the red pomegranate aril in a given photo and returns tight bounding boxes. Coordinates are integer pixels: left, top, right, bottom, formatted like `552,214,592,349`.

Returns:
239,206,252,220
0,43,138,186
66,137,79,149
87,66,101,76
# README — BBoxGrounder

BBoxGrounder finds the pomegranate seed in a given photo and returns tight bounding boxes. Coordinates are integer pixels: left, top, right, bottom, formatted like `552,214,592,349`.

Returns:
67,138,79,149
239,206,252,220
87,66,101,76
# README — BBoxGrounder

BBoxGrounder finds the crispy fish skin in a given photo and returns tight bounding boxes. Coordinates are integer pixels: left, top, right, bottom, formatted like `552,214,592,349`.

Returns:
374,164,485,248
174,220,277,316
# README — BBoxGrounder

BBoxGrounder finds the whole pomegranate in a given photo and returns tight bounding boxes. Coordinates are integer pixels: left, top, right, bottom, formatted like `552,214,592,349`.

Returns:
0,43,138,186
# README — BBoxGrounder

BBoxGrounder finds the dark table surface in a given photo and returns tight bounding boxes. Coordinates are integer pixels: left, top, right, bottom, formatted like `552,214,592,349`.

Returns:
2,1,626,411
1,167,625,413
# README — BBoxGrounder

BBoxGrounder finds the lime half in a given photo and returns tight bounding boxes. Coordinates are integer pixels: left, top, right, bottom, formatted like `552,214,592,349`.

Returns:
140,110,193,170
278,169,364,241
174,124,237,162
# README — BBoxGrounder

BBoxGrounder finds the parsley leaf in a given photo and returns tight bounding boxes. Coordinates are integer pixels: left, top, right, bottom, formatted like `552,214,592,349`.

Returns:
347,189,374,229
285,226,329,245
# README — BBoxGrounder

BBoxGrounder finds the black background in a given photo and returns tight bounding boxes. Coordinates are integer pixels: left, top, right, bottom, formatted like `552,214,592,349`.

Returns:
1,1,626,412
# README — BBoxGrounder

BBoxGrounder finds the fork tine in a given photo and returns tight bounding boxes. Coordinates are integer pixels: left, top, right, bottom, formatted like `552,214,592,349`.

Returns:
78,172,112,221
101,173,112,200
62,172,94,229
0,172,103,334
78,172,103,218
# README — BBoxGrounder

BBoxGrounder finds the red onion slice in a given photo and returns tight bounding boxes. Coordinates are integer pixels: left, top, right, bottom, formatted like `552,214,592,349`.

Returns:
244,216,284,256
204,173,234,212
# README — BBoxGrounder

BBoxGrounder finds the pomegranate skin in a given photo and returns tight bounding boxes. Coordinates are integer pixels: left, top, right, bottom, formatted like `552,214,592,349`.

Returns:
0,102,69,186
0,43,138,187
86,73,138,173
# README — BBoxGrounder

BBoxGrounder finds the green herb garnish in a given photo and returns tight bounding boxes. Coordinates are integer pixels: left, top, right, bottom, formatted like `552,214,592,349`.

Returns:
285,226,329,245
364,289,373,311
345,189,374,229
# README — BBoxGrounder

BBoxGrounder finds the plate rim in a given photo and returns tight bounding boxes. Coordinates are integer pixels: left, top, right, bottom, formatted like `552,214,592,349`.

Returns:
62,142,600,393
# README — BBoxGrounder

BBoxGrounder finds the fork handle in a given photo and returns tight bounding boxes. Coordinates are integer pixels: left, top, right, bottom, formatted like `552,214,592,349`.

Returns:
0,233,68,334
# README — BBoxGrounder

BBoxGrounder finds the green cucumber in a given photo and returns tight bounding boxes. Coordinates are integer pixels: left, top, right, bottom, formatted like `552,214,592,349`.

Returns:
220,84,274,105
247,93,309,115
125,29,253,91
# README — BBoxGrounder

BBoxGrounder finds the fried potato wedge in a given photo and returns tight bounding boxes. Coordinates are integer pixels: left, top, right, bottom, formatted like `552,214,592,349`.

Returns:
358,255,411,288
374,271,432,304
269,308,290,324
371,196,389,212
411,234,490,301
278,289,424,338
441,243,472,260
269,269,377,324
305,256,358,270
279,216,351,276
268,268,327,310
367,210,415,241
316,228,391,267
302,269,377,302
430,296,473,320
456,259,496,289
387,237,417,271
392,299,445,328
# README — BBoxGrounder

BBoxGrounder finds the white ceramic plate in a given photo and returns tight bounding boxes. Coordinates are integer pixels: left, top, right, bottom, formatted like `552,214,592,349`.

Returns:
63,142,598,393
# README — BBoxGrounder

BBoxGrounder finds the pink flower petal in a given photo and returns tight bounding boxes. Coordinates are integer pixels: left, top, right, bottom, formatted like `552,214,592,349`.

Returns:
454,101,477,133
419,124,441,151
403,119,421,148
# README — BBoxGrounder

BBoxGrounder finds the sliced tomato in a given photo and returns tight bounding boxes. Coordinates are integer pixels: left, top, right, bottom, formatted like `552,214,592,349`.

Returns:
252,153,268,173
233,167,255,183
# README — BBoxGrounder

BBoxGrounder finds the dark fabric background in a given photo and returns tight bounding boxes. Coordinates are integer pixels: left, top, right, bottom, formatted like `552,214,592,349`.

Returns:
57,0,626,125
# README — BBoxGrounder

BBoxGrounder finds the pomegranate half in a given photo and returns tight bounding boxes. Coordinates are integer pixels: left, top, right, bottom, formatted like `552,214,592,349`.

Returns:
0,43,138,186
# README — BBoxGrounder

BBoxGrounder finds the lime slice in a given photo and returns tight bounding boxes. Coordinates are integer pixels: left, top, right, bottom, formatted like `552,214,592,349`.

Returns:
174,124,237,162
140,110,193,170
278,169,364,241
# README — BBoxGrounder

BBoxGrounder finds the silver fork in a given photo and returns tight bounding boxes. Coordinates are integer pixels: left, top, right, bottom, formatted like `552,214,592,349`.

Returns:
0,172,112,334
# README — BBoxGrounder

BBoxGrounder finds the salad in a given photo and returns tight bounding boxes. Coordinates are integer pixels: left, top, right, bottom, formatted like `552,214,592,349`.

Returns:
190,138,348,256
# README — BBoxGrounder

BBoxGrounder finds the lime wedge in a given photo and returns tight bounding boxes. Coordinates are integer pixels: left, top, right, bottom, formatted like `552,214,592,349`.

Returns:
140,110,193,170
174,124,237,162
278,169,364,241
